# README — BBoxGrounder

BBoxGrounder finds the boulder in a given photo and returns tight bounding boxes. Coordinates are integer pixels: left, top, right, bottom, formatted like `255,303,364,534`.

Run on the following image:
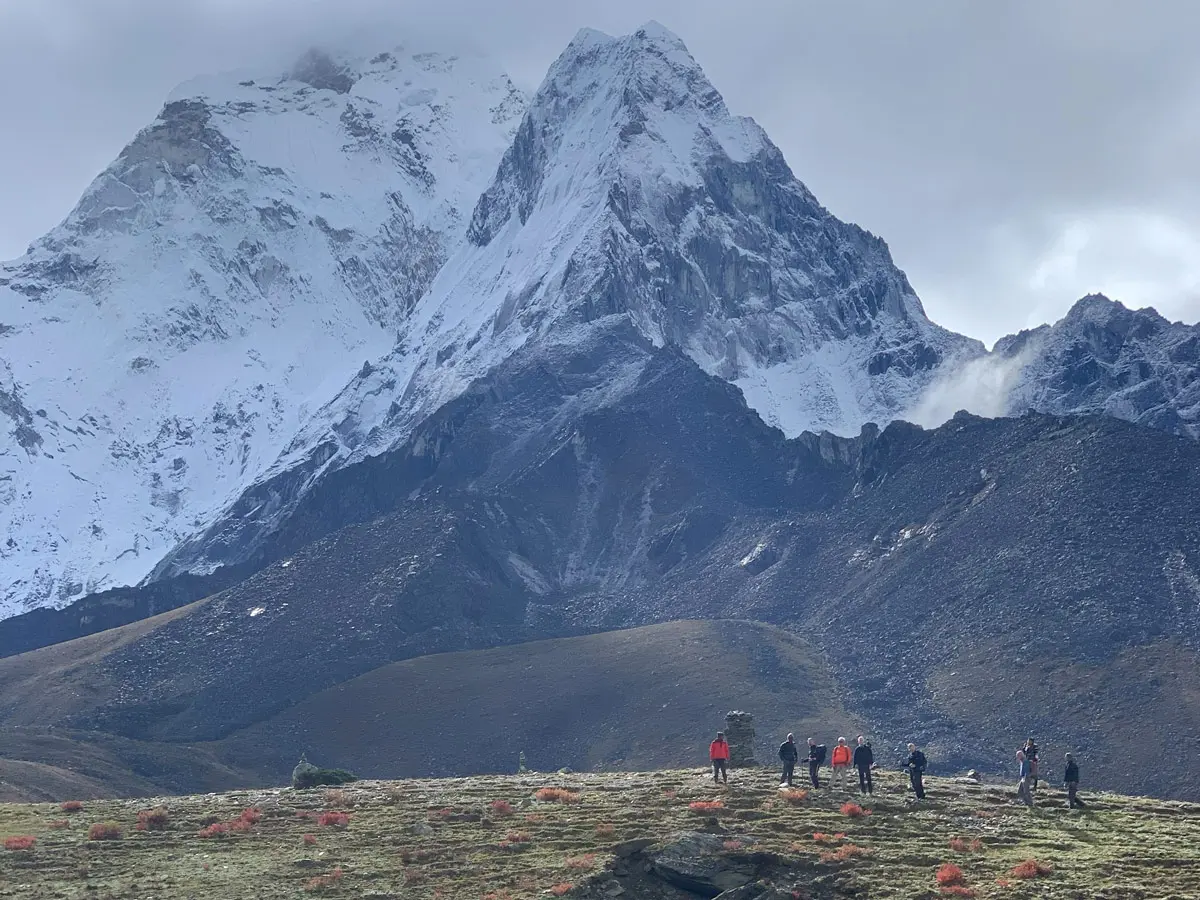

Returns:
651,831,756,897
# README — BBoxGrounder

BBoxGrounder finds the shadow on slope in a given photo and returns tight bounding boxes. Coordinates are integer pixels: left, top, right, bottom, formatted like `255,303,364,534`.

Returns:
216,619,859,782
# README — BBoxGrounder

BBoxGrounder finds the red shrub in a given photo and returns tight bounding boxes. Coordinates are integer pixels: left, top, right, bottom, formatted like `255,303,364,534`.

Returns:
780,789,809,806
662,789,678,800
506,831,532,843
302,833,317,846
812,832,830,842
404,869,427,885
198,822,230,838
819,843,869,863
136,807,169,831
595,823,616,837
1010,859,1052,879
936,863,966,886
534,788,581,804
48,820,70,830
60,801,84,813
688,800,725,813
839,801,870,818
723,839,745,851
87,822,122,841
304,867,345,892
240,808,263,825
317,811,350,828
549,885,573,897
228,819,253,834
490,799,515,817
939,887,977,897
524,813,546,825
564,853,596,872
970,839,983,852
3,836,35,851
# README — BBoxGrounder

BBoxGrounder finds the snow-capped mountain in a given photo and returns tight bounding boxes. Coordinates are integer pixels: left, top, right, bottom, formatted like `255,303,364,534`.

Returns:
997,294,1200,437
145,23,983,581
0,46,525,616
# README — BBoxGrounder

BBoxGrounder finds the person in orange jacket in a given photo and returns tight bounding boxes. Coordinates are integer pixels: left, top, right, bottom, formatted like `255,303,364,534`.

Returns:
831,737,852,791
709,732,730,784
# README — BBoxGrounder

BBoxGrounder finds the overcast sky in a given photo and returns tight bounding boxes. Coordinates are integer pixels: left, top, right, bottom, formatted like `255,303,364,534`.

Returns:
1,0,1197,345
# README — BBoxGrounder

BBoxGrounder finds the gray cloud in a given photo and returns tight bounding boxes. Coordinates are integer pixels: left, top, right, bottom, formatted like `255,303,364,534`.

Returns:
2,0,1198,344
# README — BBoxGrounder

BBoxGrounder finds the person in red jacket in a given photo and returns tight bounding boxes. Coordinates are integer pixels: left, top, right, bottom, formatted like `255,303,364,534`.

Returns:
709,732,730,784
831,737,852,791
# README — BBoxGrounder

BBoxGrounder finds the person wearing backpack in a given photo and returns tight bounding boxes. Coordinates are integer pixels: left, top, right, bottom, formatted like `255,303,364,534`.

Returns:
1016,749,1034,806
853,735,874,795
831,737,852,790
709,732,730,784
906,743,927,800
807,737,826,788
778,733,799,787
1022,738,1040,790
1064,752,1085,808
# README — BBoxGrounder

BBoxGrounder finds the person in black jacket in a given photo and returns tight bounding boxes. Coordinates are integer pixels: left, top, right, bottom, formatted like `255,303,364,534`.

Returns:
906,742,927,800
807,737,824,788
853,735,874,795
779,733,799,786
1064,752,1085,808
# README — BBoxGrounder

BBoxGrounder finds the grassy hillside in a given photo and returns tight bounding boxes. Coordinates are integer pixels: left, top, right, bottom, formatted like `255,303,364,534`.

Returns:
1,767,1197,899
0,621,860,798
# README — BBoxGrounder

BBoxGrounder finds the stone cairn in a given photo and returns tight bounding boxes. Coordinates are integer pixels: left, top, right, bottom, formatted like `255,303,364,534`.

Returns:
723,711,758,768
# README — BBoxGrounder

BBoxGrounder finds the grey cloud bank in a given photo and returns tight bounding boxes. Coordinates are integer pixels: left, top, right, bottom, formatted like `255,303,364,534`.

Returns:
1,0,1198,344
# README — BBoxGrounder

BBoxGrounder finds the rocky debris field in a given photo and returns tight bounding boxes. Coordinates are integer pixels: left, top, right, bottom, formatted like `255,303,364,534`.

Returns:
1,766,1197,899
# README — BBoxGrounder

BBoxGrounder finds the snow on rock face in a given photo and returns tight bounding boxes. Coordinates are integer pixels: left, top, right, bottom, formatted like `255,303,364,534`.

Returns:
997,294,1200,438
289,23,982,461
155,23,986,582
0,47,525,616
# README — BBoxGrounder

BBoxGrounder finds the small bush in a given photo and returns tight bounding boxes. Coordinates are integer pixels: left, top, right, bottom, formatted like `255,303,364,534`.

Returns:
970,839,983,852
780,789,809,806
87,822,123,842
302,833,317,846
506,831,532,843
723,839,745,851
48,820,70,830
936,864,966,887
491,799,515,817
525,814,547,825
293,767,358,790
819,843,870,863
549,885,573,897
228,819,253,834
136,807,169,831
662,789,678,800
595,823,616,838
318,811,350,828
3,836,35,851
940,887,977,898
240,808,263,825
564,853,596,872
429,807,454,821
303,867,345,892
1011,859,1052,879
60,801,84,813
688,800,725,813
198,822,230,839
840,801,870,818
404,869,427,885
534,787,581,804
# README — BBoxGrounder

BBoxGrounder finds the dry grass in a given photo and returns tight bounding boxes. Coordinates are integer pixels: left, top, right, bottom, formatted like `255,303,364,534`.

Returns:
0,768,1196,899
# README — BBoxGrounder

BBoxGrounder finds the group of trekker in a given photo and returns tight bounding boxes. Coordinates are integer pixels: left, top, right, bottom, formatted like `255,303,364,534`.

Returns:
707,732,1084,808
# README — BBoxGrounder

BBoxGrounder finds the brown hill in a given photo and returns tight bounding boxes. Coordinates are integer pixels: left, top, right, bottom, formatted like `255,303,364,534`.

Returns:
0,620,858,798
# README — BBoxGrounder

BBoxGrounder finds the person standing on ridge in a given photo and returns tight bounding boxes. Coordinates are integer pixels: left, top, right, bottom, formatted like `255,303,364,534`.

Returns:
1064,752,1085,808
709,732,730,784
853,735,874,795
1016,750,1034,806
831,737,852,791
906,743,927,800
807,738,825,788
1022,737,1040,790
779,733,799,787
